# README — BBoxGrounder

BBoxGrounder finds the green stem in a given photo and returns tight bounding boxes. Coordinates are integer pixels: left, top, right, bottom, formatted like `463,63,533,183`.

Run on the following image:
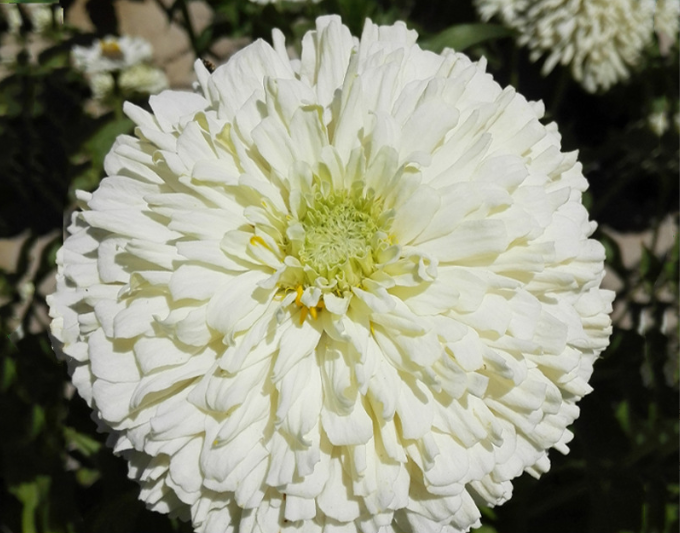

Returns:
178,0,199,57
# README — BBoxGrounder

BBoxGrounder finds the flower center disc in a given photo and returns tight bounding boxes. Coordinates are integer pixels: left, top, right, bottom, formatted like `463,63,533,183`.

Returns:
100,40,124,59
297,191,383,289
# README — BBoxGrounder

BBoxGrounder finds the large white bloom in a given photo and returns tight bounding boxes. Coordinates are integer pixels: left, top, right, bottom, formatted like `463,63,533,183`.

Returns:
48,16,613,533
475,0,656,92
72,35,153,74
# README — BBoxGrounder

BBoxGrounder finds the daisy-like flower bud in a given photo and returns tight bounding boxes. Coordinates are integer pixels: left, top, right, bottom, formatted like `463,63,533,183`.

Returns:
48,16,614,533
475,0,657,92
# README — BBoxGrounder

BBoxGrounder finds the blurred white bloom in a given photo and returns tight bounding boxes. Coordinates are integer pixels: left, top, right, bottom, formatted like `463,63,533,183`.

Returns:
2,4,23,34
72,35,153,74
73,35,167,100
48,16,613,533
648,110,669,136
18,280,35,302
475,0,527,22
475,0,656,92
119,63,169,95
86,65,168,101
1,3,60,36
25,4,54,34
88,72,115,100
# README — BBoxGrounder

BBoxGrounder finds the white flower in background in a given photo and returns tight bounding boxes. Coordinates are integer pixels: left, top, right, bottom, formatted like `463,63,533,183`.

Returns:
88,64,169,100
475,0,656,92
474,0,527,22
72,35,166,100
1,3,61,36
25,4,54,34
119,63,169,95
48,16,613,533
87,72,115,100
72,35,153,74
648,111,669,136
1,4,23,34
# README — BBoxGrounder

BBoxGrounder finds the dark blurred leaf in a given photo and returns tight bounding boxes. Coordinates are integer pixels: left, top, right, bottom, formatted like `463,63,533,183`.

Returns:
422,23,514,53
195,25,213,56
63,426,102,458
640,245,663,283
83,116,134,174
85,0,118,35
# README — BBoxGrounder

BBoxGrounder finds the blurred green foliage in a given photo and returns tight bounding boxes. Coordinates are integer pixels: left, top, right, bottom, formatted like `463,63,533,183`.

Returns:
0,0,677,532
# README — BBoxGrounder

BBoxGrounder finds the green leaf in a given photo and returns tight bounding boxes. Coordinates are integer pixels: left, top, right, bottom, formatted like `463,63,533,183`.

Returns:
422,23,515,53
75,468,101,487
29,404,45,439
615,401,632,435
639,245,662,283
84,116,134,169
9,476,50,533
1,354,17,391
195,26,213,55
63,426,102,457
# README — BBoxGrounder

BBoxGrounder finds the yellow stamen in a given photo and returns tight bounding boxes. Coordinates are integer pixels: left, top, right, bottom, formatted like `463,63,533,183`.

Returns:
309,306,318,320
299,306,308,324
100,40,123,59
295,285,303,307
249,235,271,251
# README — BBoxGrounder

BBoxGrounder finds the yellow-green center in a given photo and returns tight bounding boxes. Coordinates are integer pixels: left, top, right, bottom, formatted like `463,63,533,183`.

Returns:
100,40,124,60
295,190,387,289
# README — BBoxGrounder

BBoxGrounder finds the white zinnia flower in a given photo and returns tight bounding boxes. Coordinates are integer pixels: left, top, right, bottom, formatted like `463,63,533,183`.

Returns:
72,35,153,74
475,0,656,92
48,16,614,533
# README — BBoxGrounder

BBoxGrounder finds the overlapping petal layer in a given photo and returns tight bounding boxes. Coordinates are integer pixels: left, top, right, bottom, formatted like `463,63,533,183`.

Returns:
49,16,613,533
